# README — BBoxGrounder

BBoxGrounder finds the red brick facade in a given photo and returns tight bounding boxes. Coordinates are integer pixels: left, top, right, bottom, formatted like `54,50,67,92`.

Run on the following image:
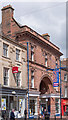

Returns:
1,5,63,118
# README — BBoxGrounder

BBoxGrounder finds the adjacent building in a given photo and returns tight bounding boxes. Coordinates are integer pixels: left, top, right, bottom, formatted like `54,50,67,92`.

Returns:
1,5,63,118
0,34,27,118
61,58,68,116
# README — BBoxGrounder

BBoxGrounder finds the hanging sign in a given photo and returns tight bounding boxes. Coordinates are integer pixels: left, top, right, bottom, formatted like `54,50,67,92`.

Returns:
53,69,59,87
12,66,18,73
1,98,6,110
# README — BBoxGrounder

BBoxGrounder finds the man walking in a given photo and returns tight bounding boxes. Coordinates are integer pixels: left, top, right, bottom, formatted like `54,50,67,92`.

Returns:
10,109,15,120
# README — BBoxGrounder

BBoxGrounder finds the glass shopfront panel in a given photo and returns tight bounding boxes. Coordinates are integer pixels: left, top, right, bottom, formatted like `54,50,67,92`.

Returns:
1,95,25,119
29,98,37,116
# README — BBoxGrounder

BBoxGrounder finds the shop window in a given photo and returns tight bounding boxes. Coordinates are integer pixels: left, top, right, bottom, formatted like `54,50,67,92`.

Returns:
3,43,8,57
29,99,37,116
16,48,20,61
16,72,21,87
65,87,67,97
31,46,34,61
3,68,9,86
55,98,60,114
45,54,47,67
31,70,34,88
64,74,67,81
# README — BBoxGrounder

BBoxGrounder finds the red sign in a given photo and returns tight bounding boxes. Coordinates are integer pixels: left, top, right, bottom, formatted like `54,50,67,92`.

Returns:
12,67,18,73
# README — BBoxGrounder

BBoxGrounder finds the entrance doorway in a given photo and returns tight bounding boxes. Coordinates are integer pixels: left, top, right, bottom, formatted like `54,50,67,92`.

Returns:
40,98,50,115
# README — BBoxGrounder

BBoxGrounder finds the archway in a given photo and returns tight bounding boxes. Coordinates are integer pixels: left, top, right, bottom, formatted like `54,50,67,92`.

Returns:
39,76,54,115
39,76,54,94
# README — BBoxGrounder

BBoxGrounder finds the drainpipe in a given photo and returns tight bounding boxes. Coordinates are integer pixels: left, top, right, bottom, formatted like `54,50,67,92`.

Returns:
27,42,29,118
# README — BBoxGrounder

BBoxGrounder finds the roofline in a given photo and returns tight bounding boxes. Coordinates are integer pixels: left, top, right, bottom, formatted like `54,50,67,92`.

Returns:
12,17,60,50
0,34,27,50
17,31,63,56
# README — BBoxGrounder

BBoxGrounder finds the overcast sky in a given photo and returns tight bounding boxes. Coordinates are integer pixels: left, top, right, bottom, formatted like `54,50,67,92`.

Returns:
0,0,67,59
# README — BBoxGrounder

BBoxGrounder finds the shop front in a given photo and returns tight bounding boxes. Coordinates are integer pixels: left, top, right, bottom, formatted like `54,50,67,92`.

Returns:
28,91,40,118
0,86,27,119
61,98,68,116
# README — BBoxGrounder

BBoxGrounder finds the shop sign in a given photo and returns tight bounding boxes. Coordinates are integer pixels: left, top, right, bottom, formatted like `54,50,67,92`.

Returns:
1,98,6,110
53,69,59,87
12,66,18,73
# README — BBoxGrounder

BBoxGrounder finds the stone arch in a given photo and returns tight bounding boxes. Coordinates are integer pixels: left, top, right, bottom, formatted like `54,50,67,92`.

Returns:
39,74,54,94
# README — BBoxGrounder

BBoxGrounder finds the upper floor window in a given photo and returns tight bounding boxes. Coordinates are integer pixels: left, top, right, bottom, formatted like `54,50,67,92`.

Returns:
65,87,67,97
64,74,67,81
31,70,34,88
3,43,8,57
55,98,60,114
3,68,9,86
16,72,21,87
16,49,20,61
45,54,47,67
56,59,58,68
31,46,34,61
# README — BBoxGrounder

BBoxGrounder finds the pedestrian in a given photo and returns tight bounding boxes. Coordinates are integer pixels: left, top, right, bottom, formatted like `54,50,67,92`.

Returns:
10,109,15,120
24,109,27,120
44,108,47,120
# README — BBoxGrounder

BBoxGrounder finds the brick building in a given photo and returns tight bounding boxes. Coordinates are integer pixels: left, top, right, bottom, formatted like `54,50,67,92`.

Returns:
61,58,68,116
0,34,27,118
1,5,63,118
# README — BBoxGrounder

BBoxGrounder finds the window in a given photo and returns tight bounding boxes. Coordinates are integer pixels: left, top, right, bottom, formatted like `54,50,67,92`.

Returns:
3,68,9,86
65,87,67,97
31,46,34,61
45,54,47,67
64,74,67,81
16,49,20,61
55,98,60,114
29,99,37,115
3,43,8,57
16,72,21,87
31,70,34,88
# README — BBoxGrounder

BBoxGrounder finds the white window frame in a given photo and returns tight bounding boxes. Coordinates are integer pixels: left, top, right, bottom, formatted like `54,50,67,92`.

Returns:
16,72,21,87
64,74,67,81
31,46,34,61
65,87,67,97
3,68,9,86
45,54,47,67
31,70,34,88
3,43,8,57
16,48,20,61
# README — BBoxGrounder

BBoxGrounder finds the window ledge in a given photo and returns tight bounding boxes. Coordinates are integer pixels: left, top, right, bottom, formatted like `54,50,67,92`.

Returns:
2,55,10,60
2,85,9,87
15,60,22,64
30,87,37,90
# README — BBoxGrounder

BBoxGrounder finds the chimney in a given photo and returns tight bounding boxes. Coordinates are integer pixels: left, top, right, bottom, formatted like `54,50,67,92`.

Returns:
42,33,50,41
1,5,14,36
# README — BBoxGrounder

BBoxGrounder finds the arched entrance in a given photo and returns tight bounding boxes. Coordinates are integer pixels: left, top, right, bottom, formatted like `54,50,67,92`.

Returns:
39,76,54,94
39,76,54,115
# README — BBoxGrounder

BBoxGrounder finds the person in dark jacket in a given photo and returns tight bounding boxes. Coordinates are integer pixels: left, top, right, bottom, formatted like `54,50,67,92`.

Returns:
10,109,15,120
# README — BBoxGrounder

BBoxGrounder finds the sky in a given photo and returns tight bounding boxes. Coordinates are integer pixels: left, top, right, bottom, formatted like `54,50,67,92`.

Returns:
0,0,67,59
